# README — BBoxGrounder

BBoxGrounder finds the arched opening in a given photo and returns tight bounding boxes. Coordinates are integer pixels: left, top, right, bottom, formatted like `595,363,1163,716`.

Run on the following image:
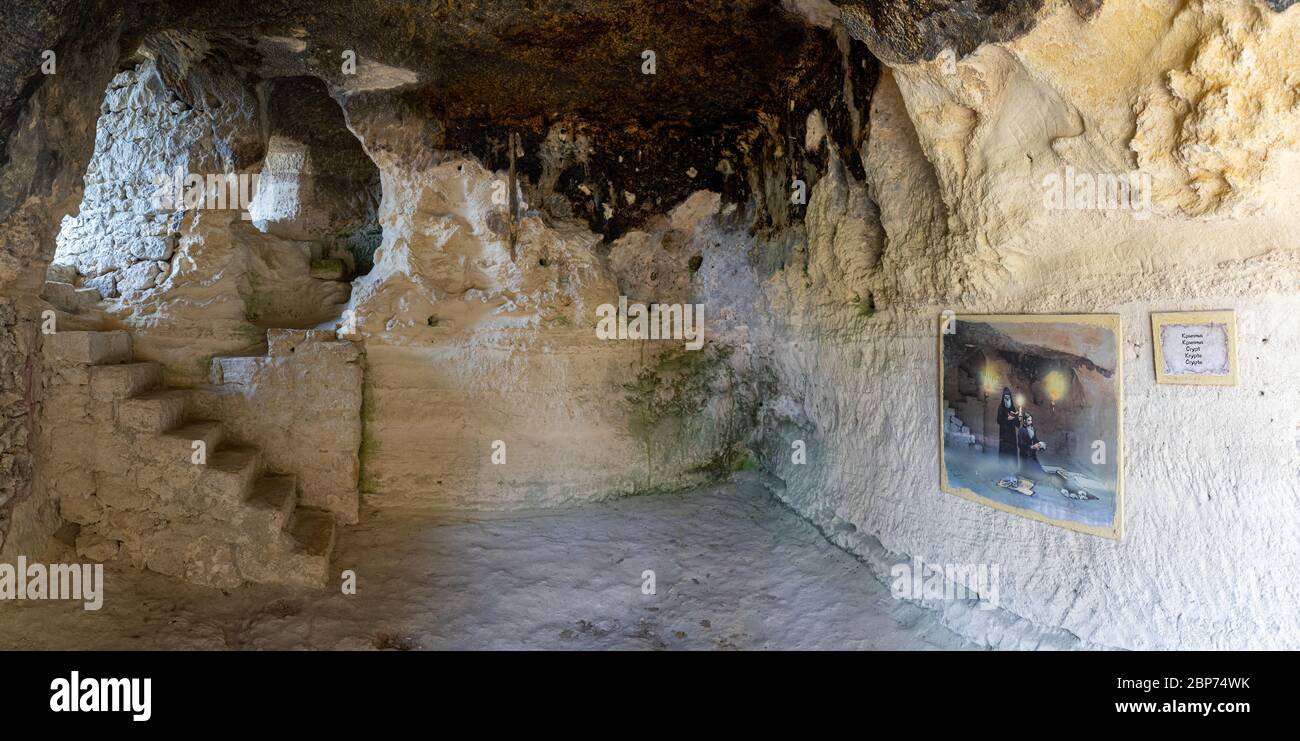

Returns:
250,75,381,277
48,41,381,368
27,34,372,588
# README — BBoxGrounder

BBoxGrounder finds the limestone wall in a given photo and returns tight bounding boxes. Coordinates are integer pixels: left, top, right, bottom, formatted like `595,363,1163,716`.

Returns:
53,61,227,296
0,13,123,559
337,130,751,509
3,0,1295,643
51,51,360,387
754,0,1300,649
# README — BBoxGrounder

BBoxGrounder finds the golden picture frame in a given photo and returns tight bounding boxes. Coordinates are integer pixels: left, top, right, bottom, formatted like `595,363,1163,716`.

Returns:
937,313,1124,540
1150,310,1238,386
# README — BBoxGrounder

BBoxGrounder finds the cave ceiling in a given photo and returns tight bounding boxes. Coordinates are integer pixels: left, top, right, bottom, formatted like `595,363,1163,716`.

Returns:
15,0,1298,235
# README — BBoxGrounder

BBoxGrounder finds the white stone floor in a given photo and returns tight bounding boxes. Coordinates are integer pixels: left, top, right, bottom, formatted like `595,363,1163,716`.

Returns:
0,481,972,650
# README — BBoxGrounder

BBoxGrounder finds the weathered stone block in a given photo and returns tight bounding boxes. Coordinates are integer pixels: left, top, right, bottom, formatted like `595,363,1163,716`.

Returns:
75,530,120,562
209,356,261,385
46,263,78,283
60,488,104,525
188,446,261,518
235,508,333,588
42,330,131,365
90,362,161,400
115,259,160,293
83,272,118,299
51,364,91,387
237,474,297,538
95,471,148,510
42,280,100,312
265,327,339,356
155,421,225,466
115,389,188,432
90,432,133,477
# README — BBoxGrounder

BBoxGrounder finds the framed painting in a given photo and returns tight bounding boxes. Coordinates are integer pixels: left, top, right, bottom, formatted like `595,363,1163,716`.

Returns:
938,313,1124,539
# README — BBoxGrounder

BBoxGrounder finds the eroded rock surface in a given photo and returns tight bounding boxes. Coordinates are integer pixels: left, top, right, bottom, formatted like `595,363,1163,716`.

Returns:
1,0,1298,650
751,0,1300,649
339,148,751,509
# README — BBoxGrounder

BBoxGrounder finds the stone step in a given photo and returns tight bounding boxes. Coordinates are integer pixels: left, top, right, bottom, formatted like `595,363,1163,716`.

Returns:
42,280,102,313
243,474,298,535
117,389,189,432
209,355,261,385
42,330,131,365
289,507,336,557
157,421,226,465
235,506,335,588
45,309,108,332
90,362,162,401
197,446,263,511
283,507,337,586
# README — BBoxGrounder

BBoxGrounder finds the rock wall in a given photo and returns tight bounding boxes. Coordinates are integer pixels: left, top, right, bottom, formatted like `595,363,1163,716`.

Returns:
6,31,369,564
50,50,362,386
105,209,351,387
5,2,856,544
53,60,225,295
753,0,1300,649
0,7,124,558
27,20,770,528
3,0,1295,642
337,117,753,508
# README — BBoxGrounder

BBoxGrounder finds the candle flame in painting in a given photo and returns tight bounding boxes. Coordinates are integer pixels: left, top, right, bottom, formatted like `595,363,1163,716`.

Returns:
1044,370,1068,402
980,367,998,394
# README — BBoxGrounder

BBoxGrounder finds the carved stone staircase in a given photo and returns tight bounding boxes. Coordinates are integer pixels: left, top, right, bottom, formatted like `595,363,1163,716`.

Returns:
43,329,336,589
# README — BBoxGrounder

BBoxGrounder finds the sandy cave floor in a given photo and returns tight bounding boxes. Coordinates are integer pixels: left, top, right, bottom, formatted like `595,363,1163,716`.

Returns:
0,481,973,650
